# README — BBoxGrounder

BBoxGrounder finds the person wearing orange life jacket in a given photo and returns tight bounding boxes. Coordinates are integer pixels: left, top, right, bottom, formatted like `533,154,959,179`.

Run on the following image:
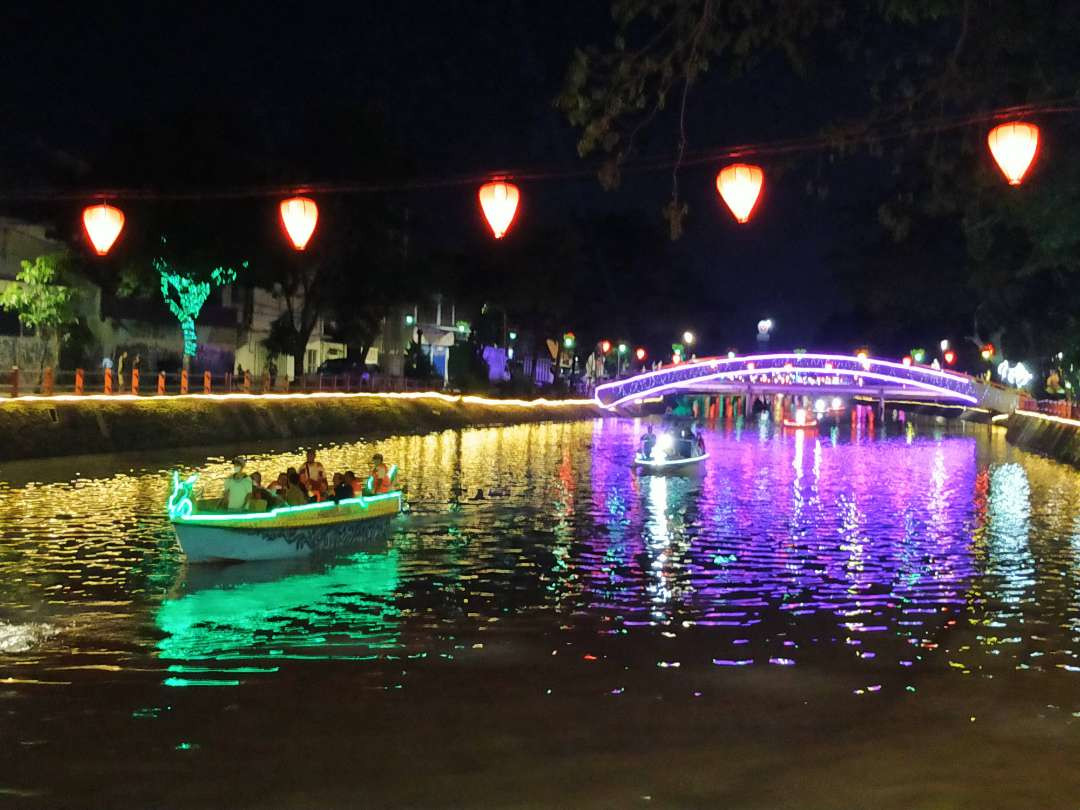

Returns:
368,453,393,494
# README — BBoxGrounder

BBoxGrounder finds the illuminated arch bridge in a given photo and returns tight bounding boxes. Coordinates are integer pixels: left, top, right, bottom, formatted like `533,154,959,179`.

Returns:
593,353,1020,414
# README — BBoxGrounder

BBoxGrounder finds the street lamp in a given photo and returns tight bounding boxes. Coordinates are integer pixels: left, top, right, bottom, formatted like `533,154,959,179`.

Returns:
404,314,415,326
683,331,695,346
757,318,773,350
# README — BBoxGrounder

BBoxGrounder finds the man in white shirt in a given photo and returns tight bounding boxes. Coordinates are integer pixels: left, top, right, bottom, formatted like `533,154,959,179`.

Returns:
221,456,253,511
300,448,327,498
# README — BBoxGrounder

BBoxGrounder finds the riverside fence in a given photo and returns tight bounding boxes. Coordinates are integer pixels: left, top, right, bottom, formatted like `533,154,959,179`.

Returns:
4,366,433,398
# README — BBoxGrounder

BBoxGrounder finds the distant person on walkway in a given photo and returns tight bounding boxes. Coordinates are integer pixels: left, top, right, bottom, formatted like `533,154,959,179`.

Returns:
268,359,278,389
117,351,128,389
300,449,327,498
220,456,253,511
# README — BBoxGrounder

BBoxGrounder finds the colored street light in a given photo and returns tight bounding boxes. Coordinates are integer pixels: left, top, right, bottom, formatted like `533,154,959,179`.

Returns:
911,348,926,364
82,204,125,256
635,347,646,361
563,332,575,349
987,122,1040,186
944,349,957,365
683,331,695,345
478,180,520,239
716,163,764,224
600,339,612,354
902,355,913,367
508,330,517,341
981,343,995,361
939,339,950,352
404,314,415,326
617,343,628,355
279,197,318,250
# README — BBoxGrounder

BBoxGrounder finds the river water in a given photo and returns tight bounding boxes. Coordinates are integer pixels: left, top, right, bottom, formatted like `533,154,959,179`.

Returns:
1,416,1079,807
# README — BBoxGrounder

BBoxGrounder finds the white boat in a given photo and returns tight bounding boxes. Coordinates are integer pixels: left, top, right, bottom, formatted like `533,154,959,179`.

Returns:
633,451,709,472
167,472,402,563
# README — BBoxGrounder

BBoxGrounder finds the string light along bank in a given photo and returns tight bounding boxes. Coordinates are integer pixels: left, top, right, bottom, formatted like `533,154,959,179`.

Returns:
66,109,1054,255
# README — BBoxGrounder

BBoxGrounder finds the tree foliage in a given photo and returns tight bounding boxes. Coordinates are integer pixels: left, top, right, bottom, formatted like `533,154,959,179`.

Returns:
0,254,78,338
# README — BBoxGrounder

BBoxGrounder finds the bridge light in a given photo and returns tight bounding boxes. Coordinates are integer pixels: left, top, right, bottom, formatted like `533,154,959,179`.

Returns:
617,343,628,355
823,361,834,370
563,332,576,349
727,350,736,359
404,314,415,326
683,331,695,345
831,397,843,410
902,356,913,366
944,349,957,365
911,348,926,364
746,362,755,370
940,339,950,352
508,330,517,341
814,398,826,414
980,343,994,361
635,347,646,362
717,164,764,223
988,122,1039,186
600,340,612,355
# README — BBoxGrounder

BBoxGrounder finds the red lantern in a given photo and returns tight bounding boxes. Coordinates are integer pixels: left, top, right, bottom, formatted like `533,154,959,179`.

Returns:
943,350,957,365
902,356,913,367
600,340,611,354
987,122,1040,186
82,204,125,256
716,164,764,224
279,197,318,250
478,180,520,239
635,347,646,362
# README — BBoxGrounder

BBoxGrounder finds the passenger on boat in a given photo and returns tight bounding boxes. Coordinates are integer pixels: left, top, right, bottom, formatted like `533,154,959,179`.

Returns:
345,471,362,496
300,449,327,498
266,472,287,495
250,472,283,509
220,456,253,511
331,472,353,503
640,425,656,459
369,454,392,494
677,428,694,459
284,469,308,506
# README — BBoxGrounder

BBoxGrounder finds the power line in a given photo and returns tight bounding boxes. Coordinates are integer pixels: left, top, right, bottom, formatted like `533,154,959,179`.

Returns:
0,100,1076,203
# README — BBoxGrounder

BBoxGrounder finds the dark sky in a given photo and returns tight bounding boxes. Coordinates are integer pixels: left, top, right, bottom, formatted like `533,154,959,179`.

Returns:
2,1,883,353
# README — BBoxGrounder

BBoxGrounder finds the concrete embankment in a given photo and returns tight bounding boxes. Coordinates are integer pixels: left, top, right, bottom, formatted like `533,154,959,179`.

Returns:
1006,410,1080,468
0,394,602,461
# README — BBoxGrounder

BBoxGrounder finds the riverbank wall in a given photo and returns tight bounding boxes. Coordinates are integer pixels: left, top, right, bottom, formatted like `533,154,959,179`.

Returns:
0,394,602,461
1005,409,1080,468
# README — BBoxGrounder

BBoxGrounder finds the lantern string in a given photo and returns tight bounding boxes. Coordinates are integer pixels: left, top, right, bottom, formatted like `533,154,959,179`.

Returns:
1,99,1077,203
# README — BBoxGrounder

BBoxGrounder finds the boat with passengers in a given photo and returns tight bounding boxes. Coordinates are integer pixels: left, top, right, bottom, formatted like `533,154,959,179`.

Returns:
633,426,708,473
167,468,403,563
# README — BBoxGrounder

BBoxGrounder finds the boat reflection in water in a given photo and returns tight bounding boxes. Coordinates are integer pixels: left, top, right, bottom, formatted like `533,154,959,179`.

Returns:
157,549,400,685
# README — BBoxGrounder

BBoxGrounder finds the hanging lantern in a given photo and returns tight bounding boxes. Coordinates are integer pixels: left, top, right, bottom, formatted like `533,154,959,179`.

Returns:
82,204,125,256
478,180,520,239
279,197,318,250
987,122,1040,186
716,164,764,223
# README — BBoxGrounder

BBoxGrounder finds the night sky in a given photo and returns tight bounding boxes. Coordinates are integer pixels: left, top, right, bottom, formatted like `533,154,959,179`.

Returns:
2,1,893,353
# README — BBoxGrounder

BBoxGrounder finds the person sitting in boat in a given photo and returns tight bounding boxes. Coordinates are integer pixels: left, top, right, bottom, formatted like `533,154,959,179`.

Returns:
640,425,657,460
331,472,354,503
266,472,287,496
345,470,363,496
368,454,393,494
677,427,694,459
284,469,308,506
220,456,253,512
250,471,283,509
300,449,327,499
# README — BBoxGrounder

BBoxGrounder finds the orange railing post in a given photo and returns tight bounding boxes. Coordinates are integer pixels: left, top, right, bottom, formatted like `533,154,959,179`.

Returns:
104,367,112,395
203,370,211,394
131,367,139,395
262,373,269,394
74,368,84,395
180,369,189,395
157,371,166,395
43,367,54,397
243,371,251,394
10,366,19,398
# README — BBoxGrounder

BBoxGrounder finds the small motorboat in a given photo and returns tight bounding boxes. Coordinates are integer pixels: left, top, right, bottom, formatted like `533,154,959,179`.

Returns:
633,451,709,472
782,407,818,430
167,471,402,563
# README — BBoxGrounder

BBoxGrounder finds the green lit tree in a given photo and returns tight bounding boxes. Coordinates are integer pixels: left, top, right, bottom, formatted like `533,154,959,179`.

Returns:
154,250,245,370
0,254,78,379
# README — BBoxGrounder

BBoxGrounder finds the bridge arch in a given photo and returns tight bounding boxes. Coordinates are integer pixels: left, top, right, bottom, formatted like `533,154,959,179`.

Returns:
593,353,984,410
